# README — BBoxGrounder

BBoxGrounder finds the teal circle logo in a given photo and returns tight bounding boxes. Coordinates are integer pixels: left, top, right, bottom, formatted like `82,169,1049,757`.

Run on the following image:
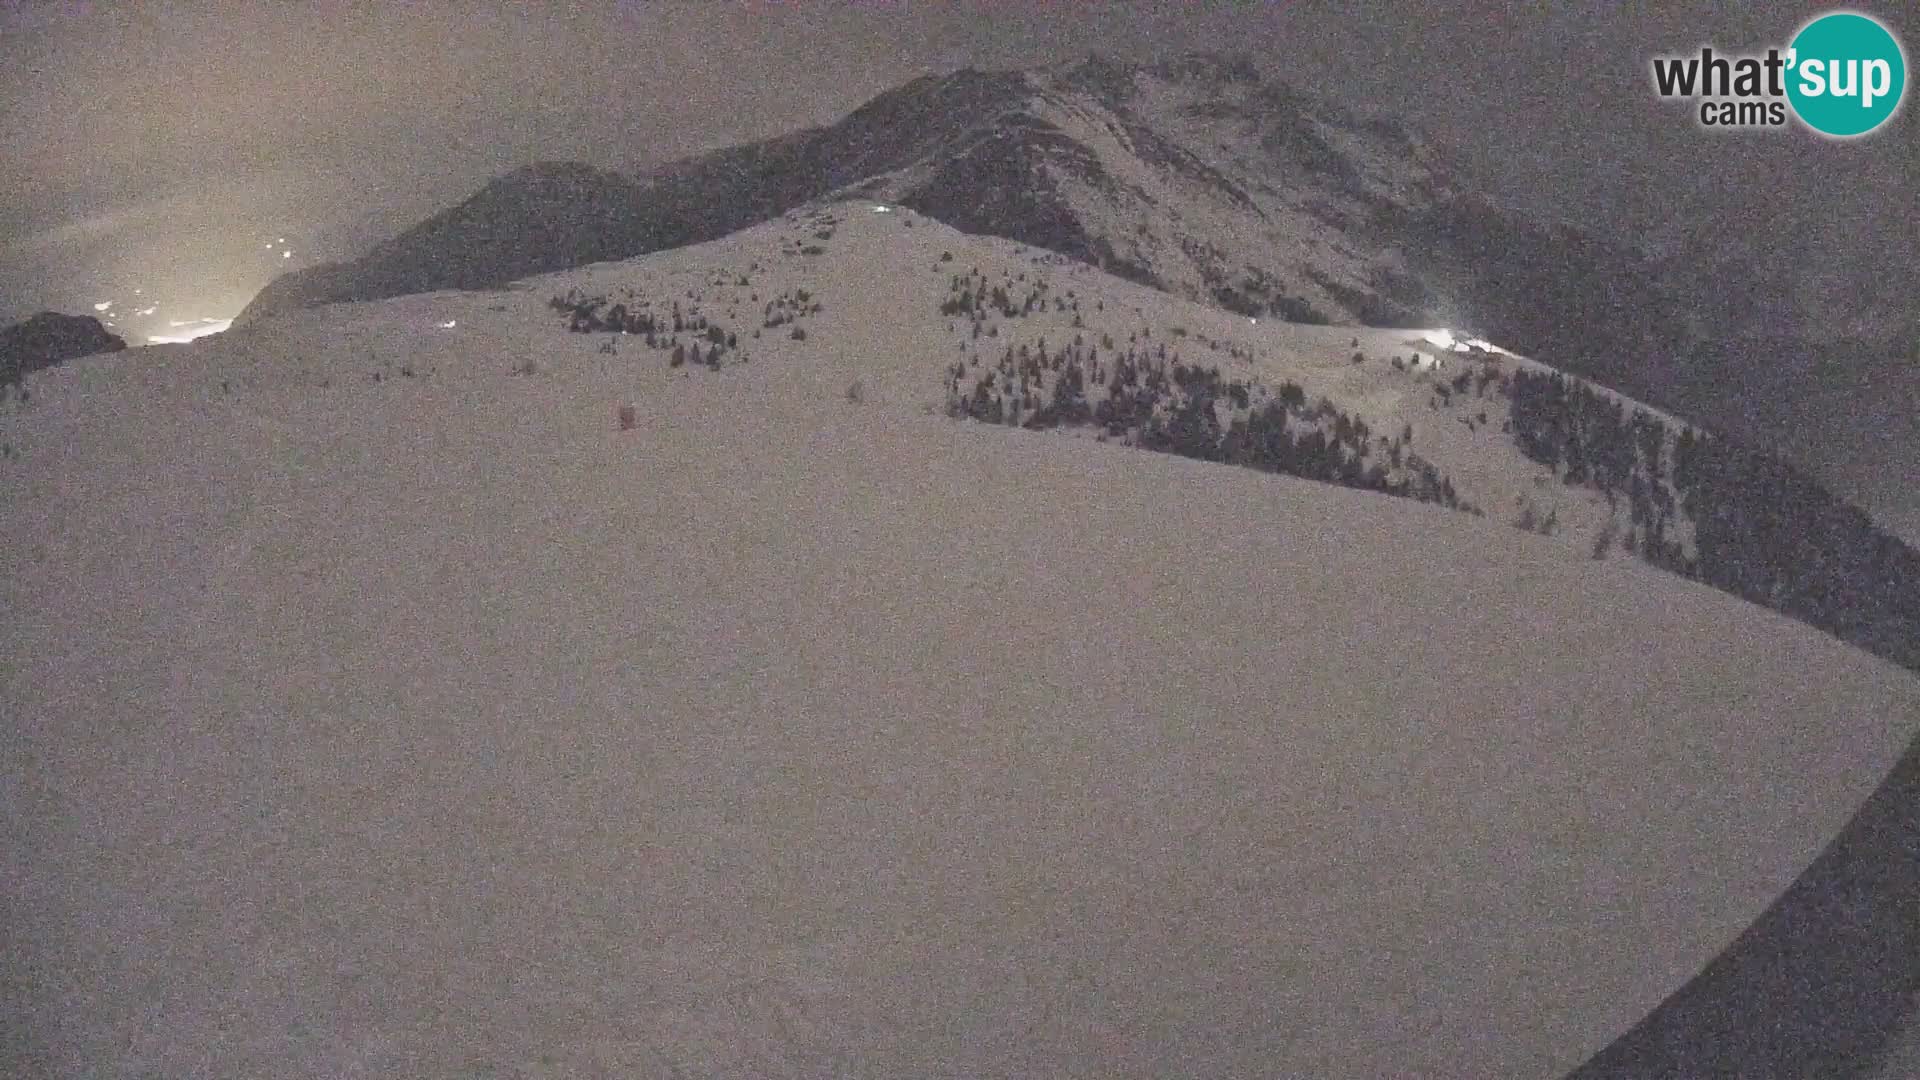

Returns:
1786,11,1907,137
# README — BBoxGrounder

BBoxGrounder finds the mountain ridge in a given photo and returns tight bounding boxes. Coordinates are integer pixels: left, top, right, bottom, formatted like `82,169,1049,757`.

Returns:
232,52,1743,462
236,53,1464,324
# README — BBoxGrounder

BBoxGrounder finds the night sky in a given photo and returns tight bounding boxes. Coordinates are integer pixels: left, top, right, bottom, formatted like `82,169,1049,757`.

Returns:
2,1,1914,523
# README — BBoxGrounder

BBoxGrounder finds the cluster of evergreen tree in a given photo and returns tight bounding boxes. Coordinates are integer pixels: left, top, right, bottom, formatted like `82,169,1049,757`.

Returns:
552,292,650,335
1507,368,1686,565
937,269,1083,322
945,336,1467,512
779,214,839,258
1507,365,1920,672
548,291,739,371
1186,257,1332,323
762,288,821,328
1674,431,1920,671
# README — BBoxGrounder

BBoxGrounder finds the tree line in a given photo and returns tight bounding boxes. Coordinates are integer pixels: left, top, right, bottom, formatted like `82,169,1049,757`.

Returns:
946,335,1469,513
1506,365,1920,672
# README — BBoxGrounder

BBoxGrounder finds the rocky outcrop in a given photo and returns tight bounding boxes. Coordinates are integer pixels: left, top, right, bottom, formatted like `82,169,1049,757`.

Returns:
1,311,126,387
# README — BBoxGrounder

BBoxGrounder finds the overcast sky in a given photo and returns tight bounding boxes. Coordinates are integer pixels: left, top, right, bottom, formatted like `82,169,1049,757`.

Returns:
1,0,1912,330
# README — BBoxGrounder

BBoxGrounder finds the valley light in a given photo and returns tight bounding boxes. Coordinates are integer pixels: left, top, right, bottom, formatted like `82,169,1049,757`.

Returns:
282,251,292,258
147,317,232,344
438,320,457,329
1423,328,1459,351
93,301,112,311
871,204,892,213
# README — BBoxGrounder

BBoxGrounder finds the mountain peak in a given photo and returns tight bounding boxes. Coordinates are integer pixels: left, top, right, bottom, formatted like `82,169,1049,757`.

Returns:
239,51,1462,328
231,53,1629,390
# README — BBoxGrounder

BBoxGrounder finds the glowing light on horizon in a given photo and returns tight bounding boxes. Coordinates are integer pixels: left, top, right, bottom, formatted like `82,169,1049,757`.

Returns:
147,317,232,344
438,320,457,328
93,301,112,311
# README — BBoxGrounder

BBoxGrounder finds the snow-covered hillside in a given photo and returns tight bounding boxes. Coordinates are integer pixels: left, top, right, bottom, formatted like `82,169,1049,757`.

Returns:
520,203,1736,592
596,205,1920,675
5,201,1920,1078
268,51,1920,555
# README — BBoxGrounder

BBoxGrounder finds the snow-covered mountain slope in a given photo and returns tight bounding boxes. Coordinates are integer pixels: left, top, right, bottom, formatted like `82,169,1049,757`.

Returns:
6,201,1920,1079
522,202,1920,672
232,52,1849,522
242,201,1691,587
227,50,1920,576
238,51,1639,369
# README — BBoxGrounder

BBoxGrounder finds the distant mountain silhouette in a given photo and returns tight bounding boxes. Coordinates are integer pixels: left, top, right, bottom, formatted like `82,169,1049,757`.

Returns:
1,311,125,387
239,53,1491,341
